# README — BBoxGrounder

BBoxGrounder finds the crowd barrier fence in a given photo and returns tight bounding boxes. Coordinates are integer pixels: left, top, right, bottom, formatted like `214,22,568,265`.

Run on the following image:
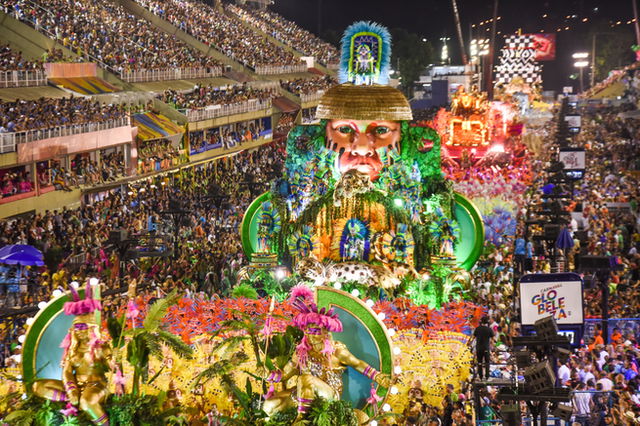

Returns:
119,66,223,83
0,69,47,88
184,99,272,122
0,117,131,153
254,63,307,75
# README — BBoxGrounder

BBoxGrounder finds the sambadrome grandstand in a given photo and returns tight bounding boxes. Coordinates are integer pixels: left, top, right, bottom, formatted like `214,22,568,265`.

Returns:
0,0,338,218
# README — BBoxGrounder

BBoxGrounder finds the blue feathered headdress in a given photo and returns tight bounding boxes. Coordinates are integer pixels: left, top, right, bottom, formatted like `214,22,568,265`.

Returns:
339,21,391,85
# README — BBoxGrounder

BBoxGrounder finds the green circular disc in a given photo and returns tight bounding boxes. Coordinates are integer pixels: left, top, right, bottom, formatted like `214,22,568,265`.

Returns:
453,192,485,270
240,191,272,258
315,287,394,411
22,289,88,388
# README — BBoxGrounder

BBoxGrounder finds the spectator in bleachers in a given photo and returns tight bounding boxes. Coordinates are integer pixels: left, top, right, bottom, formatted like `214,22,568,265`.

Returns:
159,84,276,111
135,0,300,69
279,75,337,96
1,0,220,74
0,96,128,133
227,4,339,66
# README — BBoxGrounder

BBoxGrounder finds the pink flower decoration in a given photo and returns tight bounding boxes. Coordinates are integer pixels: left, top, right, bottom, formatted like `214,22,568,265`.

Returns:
114,368,126,396
366,385,383,406
126,300,139,320
60,402,78,417
321,338,335,359
295,335,311,368
264,383,275,400
260,316,273,337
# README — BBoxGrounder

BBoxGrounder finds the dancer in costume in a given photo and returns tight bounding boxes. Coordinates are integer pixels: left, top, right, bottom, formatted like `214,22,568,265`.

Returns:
263,286,391,424
32,281,111,425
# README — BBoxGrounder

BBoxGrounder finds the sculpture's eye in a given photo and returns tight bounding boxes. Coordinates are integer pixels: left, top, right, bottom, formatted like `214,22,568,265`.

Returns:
373,126,390,135
338,125,354,134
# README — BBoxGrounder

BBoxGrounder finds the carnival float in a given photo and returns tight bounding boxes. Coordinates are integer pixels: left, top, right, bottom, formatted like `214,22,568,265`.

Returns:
2,22,488,425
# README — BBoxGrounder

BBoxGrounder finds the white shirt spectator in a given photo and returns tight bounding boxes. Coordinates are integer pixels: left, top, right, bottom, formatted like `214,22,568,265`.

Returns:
597,377,613,391
557,363,571,385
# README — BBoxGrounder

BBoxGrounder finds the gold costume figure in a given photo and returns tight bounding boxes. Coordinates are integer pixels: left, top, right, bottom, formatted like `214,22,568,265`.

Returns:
32,283,111,425
263,287,390,425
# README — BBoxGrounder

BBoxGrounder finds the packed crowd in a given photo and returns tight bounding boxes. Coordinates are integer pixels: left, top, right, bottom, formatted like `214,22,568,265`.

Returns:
189,118,269,153
0,44,71,71
462,101,640,425
226,4,339,66
1,85,640,423
48,151,127,191
137,139,182,174
0,139,283,364
0,168,33,197
1,0,220,73
279,75,337,96
159,84,277,111
0,96,128,133
135,0,299,69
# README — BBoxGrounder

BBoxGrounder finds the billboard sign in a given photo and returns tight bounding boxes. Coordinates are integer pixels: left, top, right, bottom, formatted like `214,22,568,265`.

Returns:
519,273,584,326
530,33,556,61
559,148,586,170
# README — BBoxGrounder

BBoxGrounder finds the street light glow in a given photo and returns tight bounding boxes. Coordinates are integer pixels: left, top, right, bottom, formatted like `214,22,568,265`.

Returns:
574,60,589,68
572,52,589,59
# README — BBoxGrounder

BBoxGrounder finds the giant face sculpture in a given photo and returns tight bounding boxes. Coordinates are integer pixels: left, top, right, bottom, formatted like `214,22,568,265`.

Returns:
326,119,400,182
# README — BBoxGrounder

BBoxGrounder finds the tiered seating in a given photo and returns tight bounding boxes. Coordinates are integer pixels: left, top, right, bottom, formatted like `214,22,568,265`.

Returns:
134,0,303,73
1,0,221,80
0,97,128,133
226,4,339,66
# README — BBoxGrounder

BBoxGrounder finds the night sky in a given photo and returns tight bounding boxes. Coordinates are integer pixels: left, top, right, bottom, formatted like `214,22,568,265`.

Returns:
271,0,637,92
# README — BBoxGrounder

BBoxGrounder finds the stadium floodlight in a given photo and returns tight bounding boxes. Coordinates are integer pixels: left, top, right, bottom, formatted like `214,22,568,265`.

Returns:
574,60,589,68
572,52,589,59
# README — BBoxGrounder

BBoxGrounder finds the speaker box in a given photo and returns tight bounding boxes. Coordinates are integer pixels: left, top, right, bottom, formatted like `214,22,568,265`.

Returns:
524,361,556,394
534,315,559,340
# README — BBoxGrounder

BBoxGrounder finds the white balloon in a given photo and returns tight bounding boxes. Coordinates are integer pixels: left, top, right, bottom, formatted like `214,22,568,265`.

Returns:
37,302,47,310
52,289,62,298
382,403,391,412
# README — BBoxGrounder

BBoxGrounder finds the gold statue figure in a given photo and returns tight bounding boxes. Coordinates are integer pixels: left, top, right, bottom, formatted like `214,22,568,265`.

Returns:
32,282,111,425
263,286,391,425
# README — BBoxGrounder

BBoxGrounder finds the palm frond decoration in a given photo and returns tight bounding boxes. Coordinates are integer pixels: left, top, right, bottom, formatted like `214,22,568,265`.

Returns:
231,283,259,300
143,288,180,332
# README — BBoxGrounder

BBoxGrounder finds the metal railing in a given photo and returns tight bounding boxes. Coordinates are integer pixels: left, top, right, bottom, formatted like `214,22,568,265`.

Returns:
326,63,339,70
300,91,326,103
0,117,131,152
0,69,47,87
254,63,307,75
120,66,223,83
184,99,272,122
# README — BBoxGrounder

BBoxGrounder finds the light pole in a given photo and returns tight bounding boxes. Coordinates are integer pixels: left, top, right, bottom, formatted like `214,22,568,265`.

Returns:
572,52,589,93
440,37,451,64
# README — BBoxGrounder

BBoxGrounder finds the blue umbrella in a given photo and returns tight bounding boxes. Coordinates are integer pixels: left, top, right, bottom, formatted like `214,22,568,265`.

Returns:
555,227,574,250
0,244,44,266
0,244,43,260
